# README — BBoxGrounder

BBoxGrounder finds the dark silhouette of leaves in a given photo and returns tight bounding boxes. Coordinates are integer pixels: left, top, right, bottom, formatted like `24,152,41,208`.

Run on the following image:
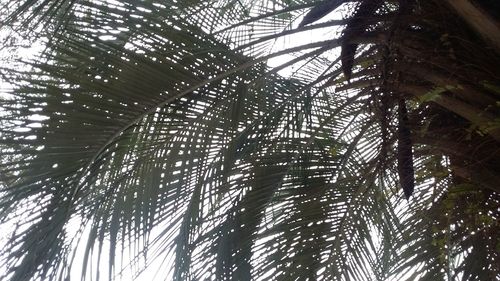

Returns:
397,98,414,199
298,0,348,27
340,0,383,81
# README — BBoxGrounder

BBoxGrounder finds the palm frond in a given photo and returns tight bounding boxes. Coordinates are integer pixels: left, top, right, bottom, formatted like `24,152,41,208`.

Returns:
0,0,499,281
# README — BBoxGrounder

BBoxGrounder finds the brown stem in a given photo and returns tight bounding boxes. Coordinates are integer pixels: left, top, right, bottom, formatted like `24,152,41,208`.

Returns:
444,0,500,53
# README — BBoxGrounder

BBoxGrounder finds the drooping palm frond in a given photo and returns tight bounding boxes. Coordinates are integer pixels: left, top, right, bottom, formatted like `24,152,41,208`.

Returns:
298,0,347,27
0,0,499,281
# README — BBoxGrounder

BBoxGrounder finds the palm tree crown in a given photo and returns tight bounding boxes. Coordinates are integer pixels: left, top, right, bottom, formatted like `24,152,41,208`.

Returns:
0,0,499,280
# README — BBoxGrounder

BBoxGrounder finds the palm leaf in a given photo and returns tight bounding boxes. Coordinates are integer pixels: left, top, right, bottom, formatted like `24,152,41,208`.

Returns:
0,0,499,281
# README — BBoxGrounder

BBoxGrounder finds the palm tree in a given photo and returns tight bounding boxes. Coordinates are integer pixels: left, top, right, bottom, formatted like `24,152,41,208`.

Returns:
0,0,499,280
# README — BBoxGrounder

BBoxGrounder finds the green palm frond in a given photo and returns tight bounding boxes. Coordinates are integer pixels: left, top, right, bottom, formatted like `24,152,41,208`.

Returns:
0,0,499,281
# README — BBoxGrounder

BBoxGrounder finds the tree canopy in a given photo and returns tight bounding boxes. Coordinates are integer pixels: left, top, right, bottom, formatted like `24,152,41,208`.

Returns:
0,0,499,280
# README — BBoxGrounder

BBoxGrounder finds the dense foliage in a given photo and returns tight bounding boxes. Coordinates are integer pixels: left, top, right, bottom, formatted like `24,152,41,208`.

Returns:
0,0,499,280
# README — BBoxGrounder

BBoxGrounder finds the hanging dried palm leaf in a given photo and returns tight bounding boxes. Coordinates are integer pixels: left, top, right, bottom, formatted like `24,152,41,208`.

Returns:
397,98,415,199
341,0,383,81
298,0,348,27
